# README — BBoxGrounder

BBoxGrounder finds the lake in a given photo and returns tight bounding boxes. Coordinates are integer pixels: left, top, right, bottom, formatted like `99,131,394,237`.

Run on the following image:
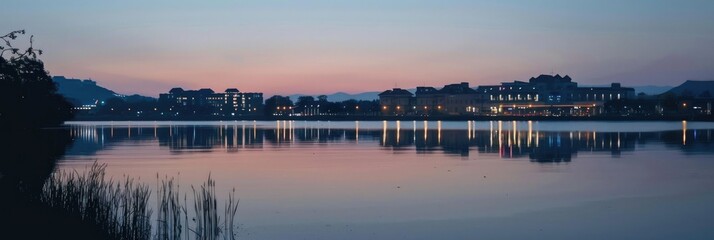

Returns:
59,120,714,239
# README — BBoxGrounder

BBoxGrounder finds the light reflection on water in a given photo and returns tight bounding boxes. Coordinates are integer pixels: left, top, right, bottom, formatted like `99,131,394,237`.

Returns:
66,120,714,160
60,121,714,239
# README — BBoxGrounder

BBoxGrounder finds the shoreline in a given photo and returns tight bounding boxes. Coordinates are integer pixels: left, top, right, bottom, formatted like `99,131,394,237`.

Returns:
70,115,714,122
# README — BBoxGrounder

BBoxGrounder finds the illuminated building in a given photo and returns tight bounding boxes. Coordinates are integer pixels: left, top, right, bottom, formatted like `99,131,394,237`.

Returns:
378,88,414,116
379,74,636,116
478,74,635,116
159,88,263,116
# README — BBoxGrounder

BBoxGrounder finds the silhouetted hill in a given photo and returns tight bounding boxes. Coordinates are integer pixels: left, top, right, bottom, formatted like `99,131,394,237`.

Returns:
665,80,714,98
52,76,118,105
53,76,156,105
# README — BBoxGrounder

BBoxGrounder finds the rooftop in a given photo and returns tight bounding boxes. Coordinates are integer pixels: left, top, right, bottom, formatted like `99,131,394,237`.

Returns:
379,88,413,97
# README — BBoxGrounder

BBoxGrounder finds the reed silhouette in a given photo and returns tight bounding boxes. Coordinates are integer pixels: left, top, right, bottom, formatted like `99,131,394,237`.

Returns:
40,163,239,240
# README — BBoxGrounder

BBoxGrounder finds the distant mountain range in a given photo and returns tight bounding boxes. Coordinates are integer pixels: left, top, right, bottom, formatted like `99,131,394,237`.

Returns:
632,86,674,95
288,91,381,102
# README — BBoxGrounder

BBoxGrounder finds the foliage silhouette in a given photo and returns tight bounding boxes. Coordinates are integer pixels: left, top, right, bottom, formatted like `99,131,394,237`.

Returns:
264,95,293,116
0,30,73,128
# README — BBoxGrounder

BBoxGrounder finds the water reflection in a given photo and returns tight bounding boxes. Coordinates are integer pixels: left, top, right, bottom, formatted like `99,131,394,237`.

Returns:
66,121,714,163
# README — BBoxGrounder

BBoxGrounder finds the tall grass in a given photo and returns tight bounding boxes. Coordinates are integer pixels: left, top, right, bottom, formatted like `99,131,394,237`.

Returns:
224,188,239,240
41,163,152,239
156,175,184,240
40,163,239,240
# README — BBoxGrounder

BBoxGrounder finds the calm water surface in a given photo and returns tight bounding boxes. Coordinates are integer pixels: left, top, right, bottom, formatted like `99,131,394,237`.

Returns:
60,121,714,239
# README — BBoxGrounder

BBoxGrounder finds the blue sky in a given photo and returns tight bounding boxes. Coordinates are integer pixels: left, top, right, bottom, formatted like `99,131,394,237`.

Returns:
3,0,713,96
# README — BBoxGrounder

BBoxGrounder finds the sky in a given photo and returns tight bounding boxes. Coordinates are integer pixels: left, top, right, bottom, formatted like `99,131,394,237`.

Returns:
3,0,714,97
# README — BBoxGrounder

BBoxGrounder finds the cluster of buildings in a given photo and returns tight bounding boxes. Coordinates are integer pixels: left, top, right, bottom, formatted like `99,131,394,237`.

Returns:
379,74,636,116
154,74,636,117
159,88,263,116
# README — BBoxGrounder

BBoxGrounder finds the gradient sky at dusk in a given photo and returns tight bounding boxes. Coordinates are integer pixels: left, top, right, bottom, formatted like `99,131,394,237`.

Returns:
3,0,714,96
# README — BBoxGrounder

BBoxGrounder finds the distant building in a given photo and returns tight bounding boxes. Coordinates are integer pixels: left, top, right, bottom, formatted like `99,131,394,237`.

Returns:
378,88,414,115
414,87,442,115
414,82,482,115
436,82,481,115
478,74,635,116
159,87,263,116
378,74,636,117
477,75,635,116
223,88,263,116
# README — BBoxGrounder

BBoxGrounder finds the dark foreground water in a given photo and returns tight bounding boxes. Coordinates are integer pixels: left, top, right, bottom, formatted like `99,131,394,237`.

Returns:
59,121,714,240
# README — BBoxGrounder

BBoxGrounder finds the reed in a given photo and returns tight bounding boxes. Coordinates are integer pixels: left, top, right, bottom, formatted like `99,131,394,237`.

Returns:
41,163,152,240
224,188,239,240
40,163,239,240
156,175,184,240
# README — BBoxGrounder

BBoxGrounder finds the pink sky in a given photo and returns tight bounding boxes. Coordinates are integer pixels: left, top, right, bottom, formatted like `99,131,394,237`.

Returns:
4,1,713,97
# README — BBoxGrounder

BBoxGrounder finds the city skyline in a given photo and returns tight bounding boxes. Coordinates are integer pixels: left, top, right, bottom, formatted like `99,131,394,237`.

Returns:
3,0,714,97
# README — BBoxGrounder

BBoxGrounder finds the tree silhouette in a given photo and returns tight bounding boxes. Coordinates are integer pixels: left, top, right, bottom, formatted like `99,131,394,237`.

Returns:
294,96,315,114
0,30,73,128
264,95,293,116
660,92,678,113
0,30,80,238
